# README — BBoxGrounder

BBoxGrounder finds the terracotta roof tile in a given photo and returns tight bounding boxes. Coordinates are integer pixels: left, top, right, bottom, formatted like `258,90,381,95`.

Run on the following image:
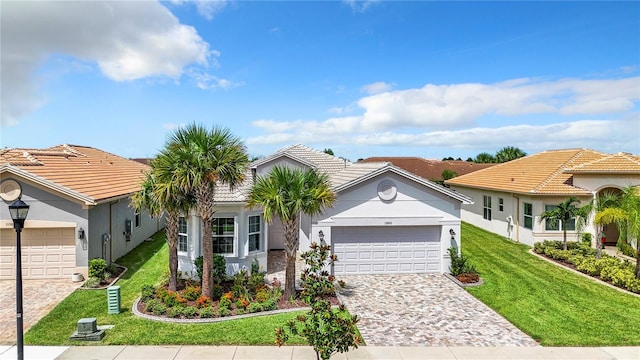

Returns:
360,157,494,181
1,144,149,203
445,148,614,195
565,152,640,174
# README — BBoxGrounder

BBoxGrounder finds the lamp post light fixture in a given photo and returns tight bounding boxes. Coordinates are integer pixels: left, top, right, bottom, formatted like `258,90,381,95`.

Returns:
9,199,29,360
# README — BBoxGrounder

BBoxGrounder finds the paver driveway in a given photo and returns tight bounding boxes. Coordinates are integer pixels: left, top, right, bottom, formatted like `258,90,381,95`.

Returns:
0,280,79,344
336,274,539,347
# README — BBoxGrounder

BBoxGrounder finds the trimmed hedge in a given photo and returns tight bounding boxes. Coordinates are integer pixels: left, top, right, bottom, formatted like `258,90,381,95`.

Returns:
534,240,640,294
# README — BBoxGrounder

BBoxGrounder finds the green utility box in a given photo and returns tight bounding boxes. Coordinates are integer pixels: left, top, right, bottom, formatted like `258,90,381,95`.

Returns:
107,286,121,314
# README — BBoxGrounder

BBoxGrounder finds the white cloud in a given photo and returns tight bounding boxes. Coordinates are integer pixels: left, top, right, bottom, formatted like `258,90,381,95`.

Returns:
357,77,639,131
247,76,639,154
343,0,380,13
361,81,394,95
1,1,212,126
170,0,229,20
189,70,243,90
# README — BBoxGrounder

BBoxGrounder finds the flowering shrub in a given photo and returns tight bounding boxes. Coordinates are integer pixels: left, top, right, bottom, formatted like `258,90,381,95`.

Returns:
195,295,212,309
183,285,201,301
222,291,234,301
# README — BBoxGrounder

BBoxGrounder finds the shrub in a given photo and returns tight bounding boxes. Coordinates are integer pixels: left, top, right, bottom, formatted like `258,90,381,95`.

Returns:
166,307,182,318
576,257,598,276
276,241,361,360
144,299,160,313
182,306,198,318
83,277,101,288
247,272,266,295
213,254,227,284
619,241,637,259
195,295,212,309
611,269,635,289
195,256,204,282
199,306,216,318
161,290,186,307
218,307,231,317
255,288,271,303
247,302,263,313
141,284,156,302
567,254,585,267
595,256,621,274
151,302,167,316
627,279,640,293
235,297,250,310
219,296,232,310
262,298,278,311
183,285,201,301
88,258,107,280
211,284,223,301
251,257,261,274
448,247,478,276
582,233,593,245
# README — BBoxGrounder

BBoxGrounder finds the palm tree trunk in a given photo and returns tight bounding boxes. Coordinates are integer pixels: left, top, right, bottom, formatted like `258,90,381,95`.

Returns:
563,227,568,251
635,246,640,280
165,212,180,291
282,215,299,300
201,217,214,298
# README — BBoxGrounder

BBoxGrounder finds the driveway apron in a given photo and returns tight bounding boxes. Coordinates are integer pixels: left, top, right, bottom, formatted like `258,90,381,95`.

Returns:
337,274,539,347
0,280,80,344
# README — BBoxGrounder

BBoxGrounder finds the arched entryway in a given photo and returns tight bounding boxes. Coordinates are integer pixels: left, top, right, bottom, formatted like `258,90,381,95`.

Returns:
597,187,622,246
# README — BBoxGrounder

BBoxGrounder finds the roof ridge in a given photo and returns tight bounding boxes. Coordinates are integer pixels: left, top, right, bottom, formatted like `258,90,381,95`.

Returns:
533,149,591,192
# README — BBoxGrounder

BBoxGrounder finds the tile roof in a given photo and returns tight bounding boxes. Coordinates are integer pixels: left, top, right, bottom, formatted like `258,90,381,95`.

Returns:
212,168,254,203
445,148,618,195
329,162,390,188
565,152,640,174
252,144,350,174
1,144,149,204
359,157,494,181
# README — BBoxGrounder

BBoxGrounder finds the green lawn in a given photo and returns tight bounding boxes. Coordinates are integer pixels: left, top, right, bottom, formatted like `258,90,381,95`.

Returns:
462,222,640,346
25,232,305,345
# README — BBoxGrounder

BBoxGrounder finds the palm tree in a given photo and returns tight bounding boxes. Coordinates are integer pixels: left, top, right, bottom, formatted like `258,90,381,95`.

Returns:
539,196,582,250
131,159,194,291
473,152,495,163
495,146,527,163
576,190,620,258
162,124,248,298
594,186,640,279
247,166,336,300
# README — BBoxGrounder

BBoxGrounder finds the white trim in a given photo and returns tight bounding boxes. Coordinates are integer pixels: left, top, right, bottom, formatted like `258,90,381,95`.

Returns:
318,216,445,226
0,219,76,229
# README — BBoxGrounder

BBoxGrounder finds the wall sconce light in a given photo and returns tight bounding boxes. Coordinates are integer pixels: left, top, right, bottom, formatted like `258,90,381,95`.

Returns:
78,227,85,240
449,228,456,241
318,230,325,242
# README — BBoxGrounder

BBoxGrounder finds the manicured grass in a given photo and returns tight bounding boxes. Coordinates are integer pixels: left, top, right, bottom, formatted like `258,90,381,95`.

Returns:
462,222,640,346
25,232,305,345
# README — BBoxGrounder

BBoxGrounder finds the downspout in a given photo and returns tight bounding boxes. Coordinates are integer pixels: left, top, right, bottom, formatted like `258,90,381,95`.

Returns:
109,201,113,263
514,195,520,243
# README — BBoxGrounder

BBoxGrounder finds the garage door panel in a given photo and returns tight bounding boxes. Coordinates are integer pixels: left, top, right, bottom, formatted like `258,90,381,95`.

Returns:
332,226,441,275
0,227,76,280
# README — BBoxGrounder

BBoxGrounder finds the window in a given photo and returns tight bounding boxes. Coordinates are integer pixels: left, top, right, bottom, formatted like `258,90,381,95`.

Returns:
483,195,492,220
524,203,533,229
178,216,188,252
213,218,235,254
498,198,504,212
544,205,576,231
248,215,261,252
135,210,141,227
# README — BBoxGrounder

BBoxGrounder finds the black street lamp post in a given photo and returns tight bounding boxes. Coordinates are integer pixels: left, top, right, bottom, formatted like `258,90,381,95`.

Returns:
8,199,29,360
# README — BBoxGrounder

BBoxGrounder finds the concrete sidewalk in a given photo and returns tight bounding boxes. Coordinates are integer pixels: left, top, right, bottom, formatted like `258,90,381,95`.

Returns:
1,345,639,360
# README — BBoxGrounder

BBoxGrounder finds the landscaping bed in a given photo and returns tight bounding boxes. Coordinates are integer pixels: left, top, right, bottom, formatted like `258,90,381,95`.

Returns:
137,276,339,320
533,240,640,294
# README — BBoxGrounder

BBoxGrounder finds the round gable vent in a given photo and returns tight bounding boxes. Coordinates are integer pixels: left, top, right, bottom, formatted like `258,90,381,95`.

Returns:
377,180,397,201
0,179,22,202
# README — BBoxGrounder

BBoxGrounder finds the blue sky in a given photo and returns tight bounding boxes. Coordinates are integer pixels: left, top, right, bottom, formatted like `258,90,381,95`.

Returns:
1,0,638,161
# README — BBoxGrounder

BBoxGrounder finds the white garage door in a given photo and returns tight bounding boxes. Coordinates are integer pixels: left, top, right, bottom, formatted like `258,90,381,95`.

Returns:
332,226,441,275
0,227,76,280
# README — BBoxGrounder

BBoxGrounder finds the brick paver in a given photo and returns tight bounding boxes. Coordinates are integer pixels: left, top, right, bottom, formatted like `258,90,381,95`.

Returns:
0,280,80,344
336,274,540,347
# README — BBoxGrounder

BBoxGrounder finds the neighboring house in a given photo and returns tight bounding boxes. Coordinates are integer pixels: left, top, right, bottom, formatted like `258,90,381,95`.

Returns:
0,145,161,280
446,148,640,247
359,157,494,182
178,145,472,277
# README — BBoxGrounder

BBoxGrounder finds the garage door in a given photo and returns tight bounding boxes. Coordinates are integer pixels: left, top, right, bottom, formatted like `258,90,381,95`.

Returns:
332,226,441,275
0,227,76,279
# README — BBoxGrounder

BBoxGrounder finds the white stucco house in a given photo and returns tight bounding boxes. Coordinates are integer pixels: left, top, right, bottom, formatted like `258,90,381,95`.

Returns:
0,145,161,280
178,145,472,277
446,148,640,247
